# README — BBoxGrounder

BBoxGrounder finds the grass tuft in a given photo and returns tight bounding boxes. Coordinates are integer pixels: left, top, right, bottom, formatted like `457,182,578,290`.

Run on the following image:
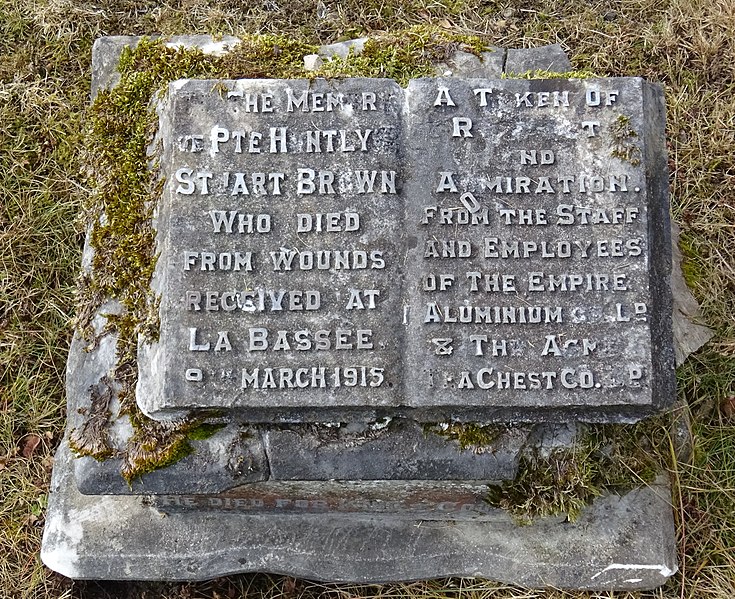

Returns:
486,421,665,524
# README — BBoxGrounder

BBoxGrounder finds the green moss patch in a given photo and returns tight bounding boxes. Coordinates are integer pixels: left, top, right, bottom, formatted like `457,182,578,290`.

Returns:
486,419,667,524
424,422,508,451
317,26,488,84
121,413,227,483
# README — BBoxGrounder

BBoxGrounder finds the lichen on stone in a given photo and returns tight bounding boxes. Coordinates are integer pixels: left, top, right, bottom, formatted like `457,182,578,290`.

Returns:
502,69,598,80
610,114,642,165
74,39,223,480
69,374,115,460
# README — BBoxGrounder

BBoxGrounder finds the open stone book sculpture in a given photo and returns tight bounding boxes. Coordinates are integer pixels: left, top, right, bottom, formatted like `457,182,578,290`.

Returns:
42,36,678,590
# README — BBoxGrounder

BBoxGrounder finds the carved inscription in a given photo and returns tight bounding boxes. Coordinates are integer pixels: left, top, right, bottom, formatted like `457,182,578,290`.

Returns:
156,491,495,517
144,79,405,415
138,77,670,418
404,77,659,409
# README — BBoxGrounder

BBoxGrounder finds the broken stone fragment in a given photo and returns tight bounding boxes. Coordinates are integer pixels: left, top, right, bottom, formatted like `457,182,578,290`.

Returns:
303,54,324,71
434,47,505,77
505,43,573,74
317,37,368,59
670,223,714,365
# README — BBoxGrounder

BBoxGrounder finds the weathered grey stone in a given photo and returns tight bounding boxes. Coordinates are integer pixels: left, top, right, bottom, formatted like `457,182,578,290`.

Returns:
43,444,677,589
481,49,506,75
137,77,408,422
76,420,528,494
137,76,674,424
263,420,528,480
88,35,676,426
303,53,323,70
91,36,140,97
526,423,583,458
402,77,675,423
75,423,269,495
44,36,680,589
90,35,240,98
670,399,694,462
163,35,241,56
505,43,573,74
670,223,713,365
435,47,505,78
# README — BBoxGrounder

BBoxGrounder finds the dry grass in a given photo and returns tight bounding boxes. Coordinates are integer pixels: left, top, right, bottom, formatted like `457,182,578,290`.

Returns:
0,0,733,597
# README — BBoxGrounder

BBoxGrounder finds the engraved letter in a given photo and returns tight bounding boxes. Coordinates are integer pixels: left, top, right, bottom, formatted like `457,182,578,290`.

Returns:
270,127,287,153
175,168,195,195
581,121,600,137
354,170,377,193
436,172,458,193
434,87,456,107
452,117,473,137
362,92,376,111
210,125,229,155
185,369,203,382
297,169,316,194
473,88,493,106
287,89,308,112
541,334,561,356
249,328,268,351
460,192,481,213
214,331,232,352
189,328,210,351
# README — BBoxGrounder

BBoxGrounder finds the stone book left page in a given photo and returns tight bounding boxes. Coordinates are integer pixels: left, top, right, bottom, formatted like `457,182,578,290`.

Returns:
137,78,408,420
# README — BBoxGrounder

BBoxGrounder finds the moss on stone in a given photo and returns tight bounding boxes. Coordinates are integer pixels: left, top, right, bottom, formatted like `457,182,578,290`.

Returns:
121,423,194,483
121,413,228,483
678,231,706,289
76,38,224,479
315,27,489,85
72,31,491,480
186,422,227,441
486,418,667,525
74,33,668,494
610,113,642,165
216,36,317,79
424,422,507,451
503,69,598,79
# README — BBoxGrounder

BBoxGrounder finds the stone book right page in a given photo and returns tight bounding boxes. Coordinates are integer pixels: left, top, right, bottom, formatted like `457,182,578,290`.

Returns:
402,77,675,422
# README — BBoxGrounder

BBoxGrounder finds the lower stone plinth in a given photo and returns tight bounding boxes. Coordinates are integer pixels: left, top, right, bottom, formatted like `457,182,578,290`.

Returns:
42,442,677,590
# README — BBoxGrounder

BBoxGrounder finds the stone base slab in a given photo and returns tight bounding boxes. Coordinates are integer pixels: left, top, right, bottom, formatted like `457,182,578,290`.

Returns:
43,443,677,590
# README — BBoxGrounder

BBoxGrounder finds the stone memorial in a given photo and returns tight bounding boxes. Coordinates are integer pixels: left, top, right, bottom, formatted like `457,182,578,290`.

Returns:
42,36,679,590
